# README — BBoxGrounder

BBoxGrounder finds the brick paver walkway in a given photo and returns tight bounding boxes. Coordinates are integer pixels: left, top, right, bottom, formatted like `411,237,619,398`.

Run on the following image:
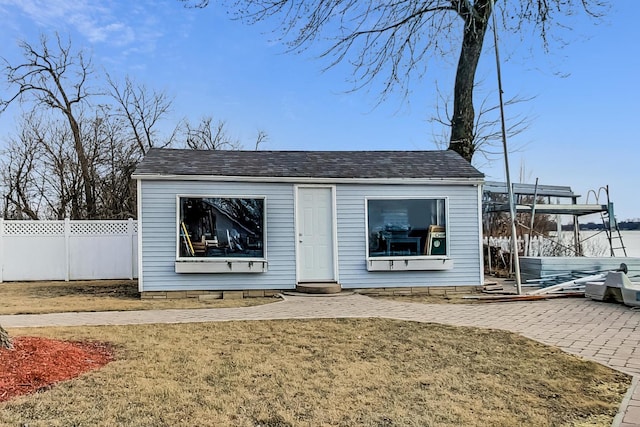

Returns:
1,295,638,426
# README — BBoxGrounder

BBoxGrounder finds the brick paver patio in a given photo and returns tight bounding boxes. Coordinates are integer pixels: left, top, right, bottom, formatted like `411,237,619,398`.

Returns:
1,295,638,425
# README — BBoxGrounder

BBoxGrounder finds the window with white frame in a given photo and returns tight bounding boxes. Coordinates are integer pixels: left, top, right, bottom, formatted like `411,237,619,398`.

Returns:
178,197,265,259
367,198,447,258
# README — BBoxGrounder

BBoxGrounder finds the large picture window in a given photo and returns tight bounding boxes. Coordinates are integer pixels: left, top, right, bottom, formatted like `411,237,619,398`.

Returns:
178,197,265,259
367,198,447,258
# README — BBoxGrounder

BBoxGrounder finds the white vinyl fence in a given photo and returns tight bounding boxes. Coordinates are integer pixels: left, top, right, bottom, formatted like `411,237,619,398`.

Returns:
485,235,537,256
485,234,574,257
484,233,612,258
0,219,137,282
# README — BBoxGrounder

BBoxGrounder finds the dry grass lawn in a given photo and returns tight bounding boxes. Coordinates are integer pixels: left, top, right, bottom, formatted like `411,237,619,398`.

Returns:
0,280,278,315
1,319,630,427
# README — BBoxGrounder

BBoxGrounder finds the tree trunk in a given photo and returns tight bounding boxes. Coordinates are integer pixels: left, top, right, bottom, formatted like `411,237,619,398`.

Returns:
449,0,492,163
68,115,96,218
0,324,12,350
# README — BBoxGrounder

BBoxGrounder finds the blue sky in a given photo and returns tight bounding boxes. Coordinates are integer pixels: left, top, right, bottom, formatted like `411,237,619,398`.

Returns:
0,0,638,220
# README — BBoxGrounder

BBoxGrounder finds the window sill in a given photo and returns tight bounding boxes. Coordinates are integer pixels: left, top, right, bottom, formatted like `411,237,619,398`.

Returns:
366,257,453,271
175,260,268,273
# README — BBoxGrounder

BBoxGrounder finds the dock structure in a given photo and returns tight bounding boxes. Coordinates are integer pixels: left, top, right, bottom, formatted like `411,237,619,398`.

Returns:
483,181,627,258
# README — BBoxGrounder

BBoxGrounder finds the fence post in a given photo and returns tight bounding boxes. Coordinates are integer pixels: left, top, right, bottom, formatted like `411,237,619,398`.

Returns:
128,218,135,280
64,218,71,282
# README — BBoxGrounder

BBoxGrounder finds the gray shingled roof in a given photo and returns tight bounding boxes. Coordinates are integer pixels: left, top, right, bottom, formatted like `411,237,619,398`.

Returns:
133,148,484,180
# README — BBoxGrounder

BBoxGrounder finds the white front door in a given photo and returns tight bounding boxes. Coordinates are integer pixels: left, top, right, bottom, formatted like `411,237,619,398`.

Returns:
297,187,335,282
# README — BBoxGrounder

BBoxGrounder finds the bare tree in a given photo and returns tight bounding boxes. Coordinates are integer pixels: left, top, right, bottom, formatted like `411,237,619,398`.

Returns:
1,125,42,220
254,130,268,151
1,107,140,220
90,106,140,218
184,117,241,150
0,33,270,220
183,116,268,151
430,81,533,168
1,112,87,220
183,0,605,163
107,74,176,155
1,34,99,217
37,121,83,219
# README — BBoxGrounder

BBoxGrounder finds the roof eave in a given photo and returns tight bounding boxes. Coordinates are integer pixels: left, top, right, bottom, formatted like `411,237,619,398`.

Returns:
132,173,484,185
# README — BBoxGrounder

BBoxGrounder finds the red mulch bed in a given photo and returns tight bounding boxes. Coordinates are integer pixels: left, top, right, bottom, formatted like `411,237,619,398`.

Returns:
0,337,114,402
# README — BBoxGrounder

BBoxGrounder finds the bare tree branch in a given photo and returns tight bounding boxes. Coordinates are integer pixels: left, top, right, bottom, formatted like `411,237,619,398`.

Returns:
2,32,265,219
184,117,241,150
1,33,98,217
186,0,606,163
107,74,175,154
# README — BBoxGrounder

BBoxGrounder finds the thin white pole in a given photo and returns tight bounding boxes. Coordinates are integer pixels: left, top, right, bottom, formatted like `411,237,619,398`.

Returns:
527,178,539,256
490,0,522,294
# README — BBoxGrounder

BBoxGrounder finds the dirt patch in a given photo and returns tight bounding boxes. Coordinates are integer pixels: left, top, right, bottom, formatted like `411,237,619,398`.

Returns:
34,281,140,299
0,337,114,402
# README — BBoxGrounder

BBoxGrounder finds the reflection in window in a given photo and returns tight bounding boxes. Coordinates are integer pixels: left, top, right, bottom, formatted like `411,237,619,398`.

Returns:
178,197,265,259
367,198,447,257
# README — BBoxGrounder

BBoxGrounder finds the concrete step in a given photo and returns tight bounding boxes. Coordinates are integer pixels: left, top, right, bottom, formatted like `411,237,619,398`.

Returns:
296,282,342,294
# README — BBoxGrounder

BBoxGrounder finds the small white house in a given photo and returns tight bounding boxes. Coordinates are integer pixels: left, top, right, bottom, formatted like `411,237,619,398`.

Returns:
133,148,485,296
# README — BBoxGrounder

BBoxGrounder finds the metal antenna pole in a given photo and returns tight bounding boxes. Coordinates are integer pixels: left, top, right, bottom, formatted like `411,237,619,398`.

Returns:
489,0,522,294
